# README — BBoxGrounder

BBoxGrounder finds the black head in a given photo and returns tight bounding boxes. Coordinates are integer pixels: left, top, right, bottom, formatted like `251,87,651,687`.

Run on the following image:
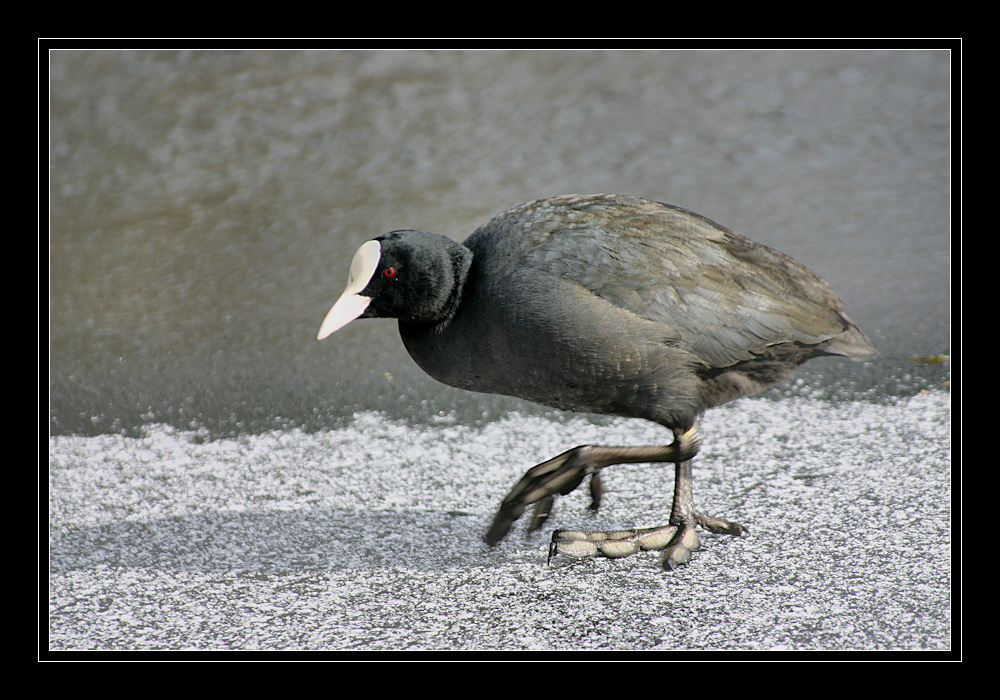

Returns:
317,230,473,339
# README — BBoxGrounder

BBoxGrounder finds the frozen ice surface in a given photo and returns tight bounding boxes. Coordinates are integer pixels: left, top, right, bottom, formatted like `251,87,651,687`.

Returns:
49,391,950,652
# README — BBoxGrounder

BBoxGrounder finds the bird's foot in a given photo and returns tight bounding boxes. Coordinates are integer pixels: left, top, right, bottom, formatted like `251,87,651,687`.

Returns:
483,445,600,547
549,511,748,570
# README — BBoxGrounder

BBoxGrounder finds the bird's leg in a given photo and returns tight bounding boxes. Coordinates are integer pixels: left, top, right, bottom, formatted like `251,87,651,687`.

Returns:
659,458,749,569
484,426,701,546
483,425,748,570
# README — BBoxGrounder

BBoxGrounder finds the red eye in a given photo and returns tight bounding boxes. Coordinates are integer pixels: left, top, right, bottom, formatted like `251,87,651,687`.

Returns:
383,267,397,278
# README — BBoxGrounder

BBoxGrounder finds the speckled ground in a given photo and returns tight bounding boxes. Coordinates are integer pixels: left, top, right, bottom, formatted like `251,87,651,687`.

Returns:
49,391,950,652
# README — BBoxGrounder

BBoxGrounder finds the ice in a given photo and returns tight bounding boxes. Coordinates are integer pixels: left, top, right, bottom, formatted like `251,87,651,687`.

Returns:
49,391,950,651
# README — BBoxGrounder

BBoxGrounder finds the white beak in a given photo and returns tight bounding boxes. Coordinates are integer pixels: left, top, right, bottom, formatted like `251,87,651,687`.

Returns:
317,240,382,340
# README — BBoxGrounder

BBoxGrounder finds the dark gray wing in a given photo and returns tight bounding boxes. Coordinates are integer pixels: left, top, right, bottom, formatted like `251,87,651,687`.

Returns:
466,194,873,369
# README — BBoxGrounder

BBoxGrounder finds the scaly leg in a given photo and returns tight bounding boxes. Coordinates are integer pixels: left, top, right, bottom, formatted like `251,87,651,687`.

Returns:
483,426,747,570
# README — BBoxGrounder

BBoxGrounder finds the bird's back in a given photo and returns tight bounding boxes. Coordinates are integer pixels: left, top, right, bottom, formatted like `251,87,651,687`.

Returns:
465,194,876,368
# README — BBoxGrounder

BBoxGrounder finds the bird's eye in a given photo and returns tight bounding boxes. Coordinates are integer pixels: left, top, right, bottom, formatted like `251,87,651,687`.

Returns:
383,267,397,278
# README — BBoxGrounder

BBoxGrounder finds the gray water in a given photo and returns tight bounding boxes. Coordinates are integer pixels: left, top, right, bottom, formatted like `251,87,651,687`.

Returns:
48,49,952,653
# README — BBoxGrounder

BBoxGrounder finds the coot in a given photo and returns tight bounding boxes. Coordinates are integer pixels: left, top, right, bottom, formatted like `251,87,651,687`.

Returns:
318,194,876,569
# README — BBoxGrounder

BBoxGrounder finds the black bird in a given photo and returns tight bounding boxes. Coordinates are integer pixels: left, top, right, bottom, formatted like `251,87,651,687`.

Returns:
317,194,876,569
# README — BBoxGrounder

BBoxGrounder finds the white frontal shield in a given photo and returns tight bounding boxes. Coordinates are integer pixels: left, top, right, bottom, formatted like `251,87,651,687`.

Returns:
317,240,382,339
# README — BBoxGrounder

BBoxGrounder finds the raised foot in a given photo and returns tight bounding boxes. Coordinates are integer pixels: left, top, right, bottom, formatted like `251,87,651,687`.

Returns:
550,512,748,570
